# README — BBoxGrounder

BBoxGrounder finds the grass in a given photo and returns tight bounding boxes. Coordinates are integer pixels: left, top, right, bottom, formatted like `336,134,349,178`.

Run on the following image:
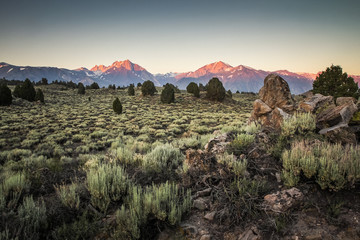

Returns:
0,85,256,239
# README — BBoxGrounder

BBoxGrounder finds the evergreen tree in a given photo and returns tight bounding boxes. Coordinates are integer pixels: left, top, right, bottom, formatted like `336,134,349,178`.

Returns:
20,79,36,101
227,89,232,99
186,82,200,97
35,89,45,103
161,84,175,103
113,97,122,114
206,78,226,101
313,65,359,99
141,80,157,96
78,83,85,94
90,82,100,89
128,84,135,96
41,78,48,85
137,82,142,88
0,84,12,106
13,85,21,98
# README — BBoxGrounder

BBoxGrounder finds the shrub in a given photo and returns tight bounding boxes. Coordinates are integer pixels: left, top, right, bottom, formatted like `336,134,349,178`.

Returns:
206,77,226,101
16,79,36,102
77,83,85,94
35,89,44,103
186,82,200,97
1,171,27,208
228,133,255,155
0,84,12,106
282,140,360,191
87,163,129,212
141,80,156,96
142,144,184,174
217,153,247,177
128,84,135,96
114,182,191,239
55,182,80,209
281,112,316,139
90,82,100,89
160,84,175,104
227,89,232,99
18,196,47,240
13,85,21,98
313,65,359,99
113,97,122,114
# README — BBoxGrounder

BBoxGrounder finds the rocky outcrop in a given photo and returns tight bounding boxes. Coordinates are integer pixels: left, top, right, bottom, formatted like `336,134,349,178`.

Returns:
336,96,356,106
251,74,295,128
263,187,304,214
299,94,334,113
204,132,233,155
316,102,357,129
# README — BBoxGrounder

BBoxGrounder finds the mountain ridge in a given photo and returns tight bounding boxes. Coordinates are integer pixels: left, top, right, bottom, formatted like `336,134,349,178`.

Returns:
1,60,359,94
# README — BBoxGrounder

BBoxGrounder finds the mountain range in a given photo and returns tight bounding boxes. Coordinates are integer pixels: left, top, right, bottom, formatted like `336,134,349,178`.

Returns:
1,60,359,94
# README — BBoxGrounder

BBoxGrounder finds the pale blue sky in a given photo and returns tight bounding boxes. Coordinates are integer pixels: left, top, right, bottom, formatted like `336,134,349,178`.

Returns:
1,0,359,74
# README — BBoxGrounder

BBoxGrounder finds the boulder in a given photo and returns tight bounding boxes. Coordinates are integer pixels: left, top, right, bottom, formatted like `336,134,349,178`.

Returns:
319,124,357,145
204,132,232,155
263,187,303,214
299,94,334,113
336,97,356,106
250,74,295,128
259,74,294,110
316,102,358,129
193,198,209,211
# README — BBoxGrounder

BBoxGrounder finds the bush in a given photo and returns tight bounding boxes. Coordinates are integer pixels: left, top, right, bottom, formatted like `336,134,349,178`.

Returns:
77,83,85,94
113,97,122,114
227,89,232,99
35,89,44,103
142,144,184,174
128,84,135,96
0,84,12,106
90,82,100,89
161,84,175,104
228,133,255,155
13,85,21,98
1,171,28,209
206,77,226,101
186,82,200,97
16,79,36,102
141,80,157,96
87,163,129,212
313,65,359,99
217,153,247,177
281,112,316,139
114,182,191,239
18,195,47,240
55,182,80,209
282,140,360,191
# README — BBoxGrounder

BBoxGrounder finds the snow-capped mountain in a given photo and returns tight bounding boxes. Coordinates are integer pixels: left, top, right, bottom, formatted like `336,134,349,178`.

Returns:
171,61,314,94
1,60,359,95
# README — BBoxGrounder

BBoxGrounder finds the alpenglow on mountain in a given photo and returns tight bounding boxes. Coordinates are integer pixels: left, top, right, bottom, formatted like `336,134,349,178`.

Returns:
1,60,358,94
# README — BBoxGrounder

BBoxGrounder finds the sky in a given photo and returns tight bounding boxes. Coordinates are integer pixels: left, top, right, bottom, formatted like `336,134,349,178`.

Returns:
0,0,359,74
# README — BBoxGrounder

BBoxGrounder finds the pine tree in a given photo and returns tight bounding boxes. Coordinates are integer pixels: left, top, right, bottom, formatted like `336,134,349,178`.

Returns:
35,89,45,103
0,84,12,106
78,83,85,94
313,65,359,99
113,97,122,114
206,78,226,101
13,85,21,98
141,80,157,96
90,82,100,89
161,84,175,103
128,84,135,96
20,79,36,101
186,82,200,98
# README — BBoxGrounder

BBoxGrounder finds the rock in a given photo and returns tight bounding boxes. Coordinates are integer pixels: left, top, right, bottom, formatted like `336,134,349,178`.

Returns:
316,102,358,129
180,223,198,237
250,74,295,128
320,124,357,145
204,211,216,221
200,234,212,240
185,149,215,171
336,97,356,106
299,94,334,113
270,107,292,128
238,226,261,240
259,74,294,109
195,188,212,198
193,198,209,211
252,99,272,118
204,133,232,155
263,187,303,213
